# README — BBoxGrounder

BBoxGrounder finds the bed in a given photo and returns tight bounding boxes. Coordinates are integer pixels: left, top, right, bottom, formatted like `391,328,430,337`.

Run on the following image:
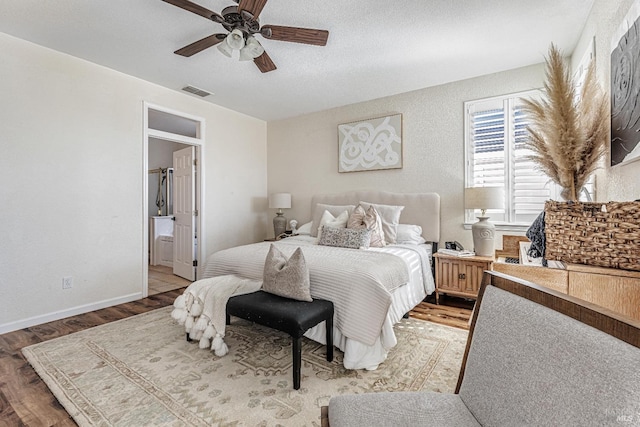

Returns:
202,190,440,370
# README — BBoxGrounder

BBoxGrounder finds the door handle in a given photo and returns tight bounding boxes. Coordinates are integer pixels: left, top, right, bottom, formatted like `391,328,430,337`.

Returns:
458,273,466,280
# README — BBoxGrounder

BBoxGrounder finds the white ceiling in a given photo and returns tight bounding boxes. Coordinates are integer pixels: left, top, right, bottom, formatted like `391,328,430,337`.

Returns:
0,0,595,121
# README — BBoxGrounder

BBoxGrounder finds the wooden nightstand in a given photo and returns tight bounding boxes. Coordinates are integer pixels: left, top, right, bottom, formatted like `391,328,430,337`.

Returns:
433,253,494,304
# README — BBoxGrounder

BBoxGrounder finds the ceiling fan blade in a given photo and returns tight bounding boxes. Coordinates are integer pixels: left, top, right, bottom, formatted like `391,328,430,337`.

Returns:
254,51,277,73
174,34,226,57
261,25,329,46
162,0,223,22
238,0,268,18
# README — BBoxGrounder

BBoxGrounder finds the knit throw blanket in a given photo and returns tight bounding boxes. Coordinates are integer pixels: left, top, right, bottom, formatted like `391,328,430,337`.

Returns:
171,275,262,356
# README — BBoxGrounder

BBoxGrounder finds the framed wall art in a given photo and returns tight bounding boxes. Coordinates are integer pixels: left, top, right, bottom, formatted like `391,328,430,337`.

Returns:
338,113,403,172
611,0,640,167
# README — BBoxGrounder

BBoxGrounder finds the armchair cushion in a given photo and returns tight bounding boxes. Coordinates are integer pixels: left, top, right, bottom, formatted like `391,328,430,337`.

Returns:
325,272,640,427
328,392,480,427
458,285,640,426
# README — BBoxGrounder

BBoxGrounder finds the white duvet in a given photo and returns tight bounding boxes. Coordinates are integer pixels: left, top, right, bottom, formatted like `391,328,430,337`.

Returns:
202,235,434,369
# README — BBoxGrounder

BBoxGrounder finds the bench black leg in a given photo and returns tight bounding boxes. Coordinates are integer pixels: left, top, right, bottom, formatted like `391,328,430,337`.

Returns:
186,332,191,342
325,317,334,362
293,336,301,390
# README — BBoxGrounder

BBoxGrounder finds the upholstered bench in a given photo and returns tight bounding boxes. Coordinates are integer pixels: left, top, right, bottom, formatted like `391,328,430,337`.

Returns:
226,290,334,390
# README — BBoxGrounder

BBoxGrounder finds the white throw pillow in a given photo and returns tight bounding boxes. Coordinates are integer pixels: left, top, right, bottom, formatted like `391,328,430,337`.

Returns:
296,221,313,235
317,210,349,239
310,204,355,237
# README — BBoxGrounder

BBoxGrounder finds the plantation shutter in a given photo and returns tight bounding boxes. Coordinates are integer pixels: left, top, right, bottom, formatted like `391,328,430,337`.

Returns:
466,91,596,227
511,98,557,224
467,98,506,223
466,90,571,225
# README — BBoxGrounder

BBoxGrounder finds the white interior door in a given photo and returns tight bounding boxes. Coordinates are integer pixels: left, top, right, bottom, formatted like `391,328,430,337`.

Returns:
173,146,196,281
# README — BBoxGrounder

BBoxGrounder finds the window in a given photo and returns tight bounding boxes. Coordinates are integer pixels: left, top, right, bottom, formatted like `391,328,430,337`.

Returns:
464,90,594,227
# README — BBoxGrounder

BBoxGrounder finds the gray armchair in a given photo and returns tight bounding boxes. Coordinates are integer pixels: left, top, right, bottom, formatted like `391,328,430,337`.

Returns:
323,271,640,426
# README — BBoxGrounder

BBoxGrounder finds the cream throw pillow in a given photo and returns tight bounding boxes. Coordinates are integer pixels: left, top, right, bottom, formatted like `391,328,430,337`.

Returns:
262,245,312,302
310,204,355,237
359,201,405,244
347,205,386,247
316,210,349,239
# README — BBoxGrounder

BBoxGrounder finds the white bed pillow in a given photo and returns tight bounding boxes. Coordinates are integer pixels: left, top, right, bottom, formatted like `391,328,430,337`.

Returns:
317,210,349,239
396,224,426,244
311,204,355,237
359,201,405,244
296,221,313,235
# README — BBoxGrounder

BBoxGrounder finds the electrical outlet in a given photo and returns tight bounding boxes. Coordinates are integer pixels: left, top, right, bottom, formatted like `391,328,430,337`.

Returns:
62,276,73,289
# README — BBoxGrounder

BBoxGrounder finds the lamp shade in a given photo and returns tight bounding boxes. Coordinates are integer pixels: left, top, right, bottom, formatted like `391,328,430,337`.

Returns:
269,193,291,210
464,187,504,211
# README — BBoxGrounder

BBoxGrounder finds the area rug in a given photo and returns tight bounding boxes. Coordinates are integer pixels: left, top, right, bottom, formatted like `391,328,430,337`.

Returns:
23,307,468,426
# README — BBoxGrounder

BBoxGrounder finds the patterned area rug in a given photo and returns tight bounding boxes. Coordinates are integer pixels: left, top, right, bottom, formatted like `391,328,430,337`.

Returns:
23,307,468,426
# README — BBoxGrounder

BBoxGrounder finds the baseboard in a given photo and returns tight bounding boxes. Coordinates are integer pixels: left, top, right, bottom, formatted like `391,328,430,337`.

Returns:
0,292,143,335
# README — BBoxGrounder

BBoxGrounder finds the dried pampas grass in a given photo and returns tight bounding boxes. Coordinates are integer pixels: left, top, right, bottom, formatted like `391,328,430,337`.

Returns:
522,44,609,201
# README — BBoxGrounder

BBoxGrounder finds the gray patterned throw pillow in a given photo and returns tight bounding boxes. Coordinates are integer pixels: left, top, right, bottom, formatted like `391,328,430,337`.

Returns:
262,245,312,302
317,226,372,249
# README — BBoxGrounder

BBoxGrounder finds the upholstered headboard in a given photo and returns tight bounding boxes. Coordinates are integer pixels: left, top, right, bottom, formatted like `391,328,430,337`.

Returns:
310,190,440,243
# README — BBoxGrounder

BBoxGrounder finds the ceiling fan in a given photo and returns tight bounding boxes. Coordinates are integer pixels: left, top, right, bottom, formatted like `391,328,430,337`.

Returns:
162,0,329,73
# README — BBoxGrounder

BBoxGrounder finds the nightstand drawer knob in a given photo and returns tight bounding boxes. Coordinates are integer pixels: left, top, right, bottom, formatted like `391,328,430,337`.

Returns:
458,273,466,280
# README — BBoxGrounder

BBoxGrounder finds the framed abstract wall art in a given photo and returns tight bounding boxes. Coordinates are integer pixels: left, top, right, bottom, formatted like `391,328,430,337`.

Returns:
611,0,640,167
338,113,403,172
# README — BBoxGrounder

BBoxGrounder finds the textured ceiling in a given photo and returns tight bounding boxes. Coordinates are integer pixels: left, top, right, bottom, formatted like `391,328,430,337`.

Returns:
0,0,595,121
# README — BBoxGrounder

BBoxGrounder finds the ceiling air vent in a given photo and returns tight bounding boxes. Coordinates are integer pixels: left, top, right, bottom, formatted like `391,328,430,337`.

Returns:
181,85,213,98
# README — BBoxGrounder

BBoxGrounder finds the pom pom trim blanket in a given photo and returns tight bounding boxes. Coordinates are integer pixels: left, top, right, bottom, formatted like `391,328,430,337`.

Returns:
171,275,262,356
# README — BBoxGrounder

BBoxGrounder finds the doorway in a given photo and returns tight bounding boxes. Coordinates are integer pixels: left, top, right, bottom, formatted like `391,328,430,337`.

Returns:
143,102,206,297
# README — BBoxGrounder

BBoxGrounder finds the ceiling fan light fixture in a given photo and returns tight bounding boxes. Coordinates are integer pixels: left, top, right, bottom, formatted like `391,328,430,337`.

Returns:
166,0,329,72
217,41,233,57
226,29,245,50
239,36,264,61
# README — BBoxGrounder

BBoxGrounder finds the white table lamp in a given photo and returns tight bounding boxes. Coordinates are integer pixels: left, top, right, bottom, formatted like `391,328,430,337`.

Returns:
269,193,291,237
465,187,504,257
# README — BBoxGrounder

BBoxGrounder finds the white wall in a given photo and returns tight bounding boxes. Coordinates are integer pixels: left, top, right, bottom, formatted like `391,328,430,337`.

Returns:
267,64,545,247
0,33,268,332
572,0,640,201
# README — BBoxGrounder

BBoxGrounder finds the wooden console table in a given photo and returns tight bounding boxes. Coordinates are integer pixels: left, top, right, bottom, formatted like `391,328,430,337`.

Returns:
493,262,640,321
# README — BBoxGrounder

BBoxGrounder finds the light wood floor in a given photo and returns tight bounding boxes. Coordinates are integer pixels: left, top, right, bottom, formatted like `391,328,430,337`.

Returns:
411,294,475,330
0,290,472,426
148,265,191,296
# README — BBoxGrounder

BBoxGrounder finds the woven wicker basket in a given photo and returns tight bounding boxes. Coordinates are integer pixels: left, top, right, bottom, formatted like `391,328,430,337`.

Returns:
544,201,640,271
